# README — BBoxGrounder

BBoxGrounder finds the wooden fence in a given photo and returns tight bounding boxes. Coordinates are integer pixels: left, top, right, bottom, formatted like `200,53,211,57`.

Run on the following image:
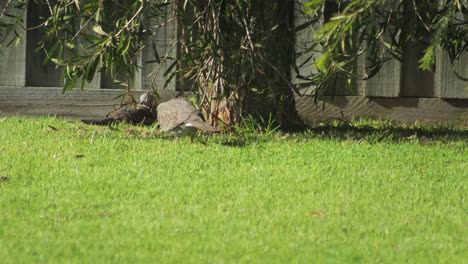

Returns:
293,0,467,125
0,1,467,125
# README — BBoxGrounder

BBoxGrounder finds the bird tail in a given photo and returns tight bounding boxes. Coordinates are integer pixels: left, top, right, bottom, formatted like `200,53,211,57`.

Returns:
188,121,220,132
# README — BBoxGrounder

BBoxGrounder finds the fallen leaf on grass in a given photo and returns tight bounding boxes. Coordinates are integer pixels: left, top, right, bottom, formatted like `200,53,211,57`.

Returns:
310,211,326,218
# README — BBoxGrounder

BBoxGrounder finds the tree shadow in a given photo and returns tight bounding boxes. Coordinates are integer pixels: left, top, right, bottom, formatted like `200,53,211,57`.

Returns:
305,121,468,143
124,120,467,146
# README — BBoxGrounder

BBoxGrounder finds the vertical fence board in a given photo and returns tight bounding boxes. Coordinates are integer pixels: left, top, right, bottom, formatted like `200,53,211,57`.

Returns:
142,7,177,91
0,6,26,87
399,1,436,97
363,0,401,97
323,1,358,96
25,1,63,87
436,51,468,99
363,59,401,97
400,42,435,97
0,35,26,87
132,54,143,90
76,75,101,90
100,61,141,90
292,0,320,96
100,71,127,89
435,7,468,99
293,1,366,97
76,36,101,89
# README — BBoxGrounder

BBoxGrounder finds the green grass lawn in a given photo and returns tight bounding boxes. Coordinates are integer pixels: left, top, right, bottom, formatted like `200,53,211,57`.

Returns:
0,116,466,263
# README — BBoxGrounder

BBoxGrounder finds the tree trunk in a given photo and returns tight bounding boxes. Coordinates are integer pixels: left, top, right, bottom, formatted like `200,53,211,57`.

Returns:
178,0,304,130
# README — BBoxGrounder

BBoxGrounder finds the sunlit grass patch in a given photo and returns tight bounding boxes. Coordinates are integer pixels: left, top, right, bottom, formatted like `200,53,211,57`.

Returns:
0,116,466,263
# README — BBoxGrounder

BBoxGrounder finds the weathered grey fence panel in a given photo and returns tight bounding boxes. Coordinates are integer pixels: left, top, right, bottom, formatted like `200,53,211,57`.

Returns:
323,0,357,96
364,59,401,97
364,0,401,98
25,1,63,87
142,6,177,91
435,6,468,99
294,0,398,97
100,56,142,90
293,0,318,96
0,33,26,87
0,5,26,87
400,42,435,97
133,55,143,90
296,95,468,125
436,51,468,99
293,0,356,96
0,1,467,124
0,87,179,119
398,1,434,97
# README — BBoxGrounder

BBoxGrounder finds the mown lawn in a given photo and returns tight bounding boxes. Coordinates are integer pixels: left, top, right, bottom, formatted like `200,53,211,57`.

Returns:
0,116,466,263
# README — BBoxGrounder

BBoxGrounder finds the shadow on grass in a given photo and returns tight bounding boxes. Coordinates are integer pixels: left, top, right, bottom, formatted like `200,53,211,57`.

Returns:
206,120,468,146
81,119,467,146
304,120,468,144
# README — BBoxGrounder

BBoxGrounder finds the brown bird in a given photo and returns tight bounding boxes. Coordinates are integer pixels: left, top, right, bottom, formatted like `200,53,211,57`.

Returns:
82,92,157,126
157,98,219,141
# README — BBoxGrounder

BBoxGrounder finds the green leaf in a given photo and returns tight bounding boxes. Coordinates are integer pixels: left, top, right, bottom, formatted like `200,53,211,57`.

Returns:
304,0,325,14
92,25,107,36
315,51,330,73
419,45,435,71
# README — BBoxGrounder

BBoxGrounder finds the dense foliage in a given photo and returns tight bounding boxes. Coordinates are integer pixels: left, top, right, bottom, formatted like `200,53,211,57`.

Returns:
0,0,26,51
1,0,467,127
299,0,468,98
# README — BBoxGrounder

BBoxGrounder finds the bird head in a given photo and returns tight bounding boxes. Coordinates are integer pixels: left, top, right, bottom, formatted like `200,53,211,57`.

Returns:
140,92,158,109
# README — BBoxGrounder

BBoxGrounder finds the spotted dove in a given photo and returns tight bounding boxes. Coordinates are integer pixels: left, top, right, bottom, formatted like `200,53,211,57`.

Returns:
157,98,219,141
82,93,157,126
